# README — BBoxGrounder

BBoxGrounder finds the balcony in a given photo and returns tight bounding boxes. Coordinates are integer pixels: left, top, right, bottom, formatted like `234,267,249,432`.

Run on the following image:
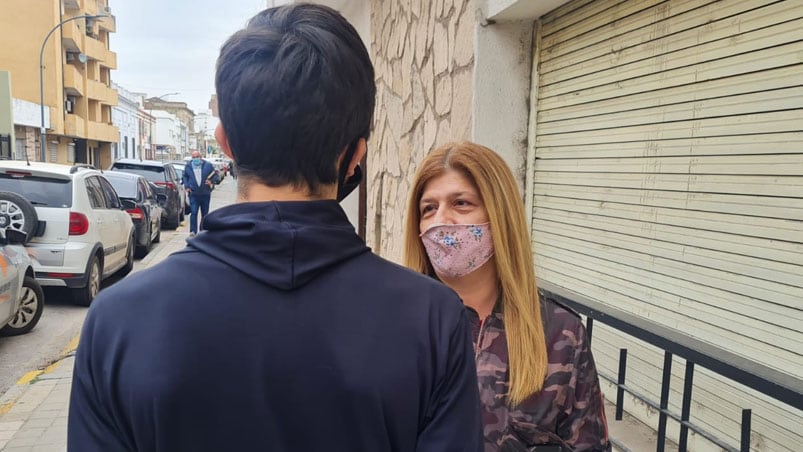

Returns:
87,121,118,143
84,37,117,69
63,65,84,97
86,79,117,105
101,49,117,70
63,0,80,10
64,114,85,138
61,20,83,53
97,14,116,33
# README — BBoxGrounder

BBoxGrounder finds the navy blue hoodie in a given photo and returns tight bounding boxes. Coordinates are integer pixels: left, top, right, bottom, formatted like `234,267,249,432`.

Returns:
68,200,483,452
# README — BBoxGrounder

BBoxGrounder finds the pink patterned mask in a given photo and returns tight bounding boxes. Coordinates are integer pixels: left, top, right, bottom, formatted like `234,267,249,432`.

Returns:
420,223,494,278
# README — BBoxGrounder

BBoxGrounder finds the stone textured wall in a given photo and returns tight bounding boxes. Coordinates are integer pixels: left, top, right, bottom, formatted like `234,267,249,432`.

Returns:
368,0,476,261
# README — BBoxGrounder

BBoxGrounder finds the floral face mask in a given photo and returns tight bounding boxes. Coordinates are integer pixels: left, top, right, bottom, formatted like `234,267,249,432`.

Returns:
420,223,494,279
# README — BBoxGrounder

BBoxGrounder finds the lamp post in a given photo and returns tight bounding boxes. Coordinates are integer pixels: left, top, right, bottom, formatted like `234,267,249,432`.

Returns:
148,92,179,162
39,13,107,162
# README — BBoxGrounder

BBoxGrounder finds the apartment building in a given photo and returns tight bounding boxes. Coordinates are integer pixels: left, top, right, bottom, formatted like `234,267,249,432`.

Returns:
0,0,118,168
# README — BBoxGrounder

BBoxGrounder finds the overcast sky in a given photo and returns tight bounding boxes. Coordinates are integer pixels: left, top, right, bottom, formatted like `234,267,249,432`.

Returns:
111,0,267,131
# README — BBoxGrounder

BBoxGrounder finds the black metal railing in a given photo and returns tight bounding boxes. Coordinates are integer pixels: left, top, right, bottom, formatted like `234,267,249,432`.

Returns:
539,280,803,452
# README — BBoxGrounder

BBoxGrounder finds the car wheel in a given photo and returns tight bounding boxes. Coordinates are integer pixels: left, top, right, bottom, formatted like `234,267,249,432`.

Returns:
165,206,181,230
0,277,45,336
117,235,135,277
135,226,152,259
0,191,38,243
73,255,101,307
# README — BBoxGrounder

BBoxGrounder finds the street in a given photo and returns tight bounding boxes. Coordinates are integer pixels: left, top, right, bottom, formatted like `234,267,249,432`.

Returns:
0,174,236,407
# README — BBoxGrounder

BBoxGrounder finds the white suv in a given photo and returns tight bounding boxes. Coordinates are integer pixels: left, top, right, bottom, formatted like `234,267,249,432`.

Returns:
0,162,135,306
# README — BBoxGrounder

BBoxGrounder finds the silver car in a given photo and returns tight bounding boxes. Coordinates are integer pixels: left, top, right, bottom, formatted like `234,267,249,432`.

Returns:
0,197,44,336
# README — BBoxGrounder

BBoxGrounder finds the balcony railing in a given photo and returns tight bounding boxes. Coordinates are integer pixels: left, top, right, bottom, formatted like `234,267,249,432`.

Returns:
86,79,117,105
538,280,803,452
64,114,85,137
87,121,117,143
63,65,83,97
97,14,115,33
61,19,83,53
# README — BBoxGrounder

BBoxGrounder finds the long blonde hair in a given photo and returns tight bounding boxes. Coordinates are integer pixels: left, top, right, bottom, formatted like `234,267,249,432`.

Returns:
403,141,547,405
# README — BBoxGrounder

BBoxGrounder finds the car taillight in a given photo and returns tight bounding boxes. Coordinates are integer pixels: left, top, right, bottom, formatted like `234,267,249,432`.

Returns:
69,212,89,235
154,181,175,190
126,207,144,220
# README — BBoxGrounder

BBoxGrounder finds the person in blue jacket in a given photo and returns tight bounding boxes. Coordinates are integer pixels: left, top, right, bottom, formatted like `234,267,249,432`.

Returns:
67,4,483,452
182,150,219,236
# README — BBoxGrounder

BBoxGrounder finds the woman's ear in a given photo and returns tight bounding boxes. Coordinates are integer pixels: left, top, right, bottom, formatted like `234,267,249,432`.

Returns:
215,123,234,160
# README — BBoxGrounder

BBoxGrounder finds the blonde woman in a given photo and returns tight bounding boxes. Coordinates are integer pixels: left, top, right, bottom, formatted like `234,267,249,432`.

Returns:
404,142,610,451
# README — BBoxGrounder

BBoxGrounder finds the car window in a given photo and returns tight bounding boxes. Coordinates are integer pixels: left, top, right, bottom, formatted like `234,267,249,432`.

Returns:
139,179,153,200
84,176,107,209
105,175,138,200
111,164,166,184
98,177,122,209
0,173,72,207
165,165,179,182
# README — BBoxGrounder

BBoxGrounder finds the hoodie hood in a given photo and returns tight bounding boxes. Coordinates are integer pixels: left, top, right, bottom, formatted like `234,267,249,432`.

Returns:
186,200,369,290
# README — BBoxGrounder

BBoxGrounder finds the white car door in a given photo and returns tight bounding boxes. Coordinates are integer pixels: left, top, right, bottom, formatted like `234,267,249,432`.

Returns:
84,176,121,271
97,177,131,269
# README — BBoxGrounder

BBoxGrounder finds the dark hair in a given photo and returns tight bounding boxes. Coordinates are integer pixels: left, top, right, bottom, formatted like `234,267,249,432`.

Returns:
215,4,375,194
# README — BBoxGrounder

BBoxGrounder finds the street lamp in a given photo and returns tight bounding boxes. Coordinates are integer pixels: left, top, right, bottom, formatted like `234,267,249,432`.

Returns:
39,13,108,162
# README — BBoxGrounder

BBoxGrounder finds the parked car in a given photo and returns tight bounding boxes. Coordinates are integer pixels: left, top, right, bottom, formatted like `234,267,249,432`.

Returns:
103,172,165,258
0,221,44,337
0,162,135,306
109,159,184,229
210,157,228,179
170,161,190,215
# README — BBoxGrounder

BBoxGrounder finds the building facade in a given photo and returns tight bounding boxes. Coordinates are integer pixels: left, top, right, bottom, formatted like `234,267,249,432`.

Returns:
152,111,181,161
0,0,119,168
273,0,803,450
111,82,139,161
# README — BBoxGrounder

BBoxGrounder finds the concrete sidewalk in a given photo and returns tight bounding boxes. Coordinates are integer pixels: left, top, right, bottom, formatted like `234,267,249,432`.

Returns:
0,230,191,452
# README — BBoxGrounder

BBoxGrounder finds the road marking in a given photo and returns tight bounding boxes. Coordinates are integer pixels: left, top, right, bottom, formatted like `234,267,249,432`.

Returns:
16,370,42,386
62,334,80,355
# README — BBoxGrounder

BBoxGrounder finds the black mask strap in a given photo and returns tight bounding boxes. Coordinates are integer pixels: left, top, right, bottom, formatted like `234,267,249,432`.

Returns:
336,140,363,202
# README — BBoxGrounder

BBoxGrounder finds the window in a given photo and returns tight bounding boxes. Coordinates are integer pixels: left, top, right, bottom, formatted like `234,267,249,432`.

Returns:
84,176,106,209
123,136,128,158
0,174,72,207
14,139,25,160
98,177,121,209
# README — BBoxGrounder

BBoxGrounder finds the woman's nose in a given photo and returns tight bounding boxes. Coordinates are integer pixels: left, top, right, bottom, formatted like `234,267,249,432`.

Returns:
432,208,455,225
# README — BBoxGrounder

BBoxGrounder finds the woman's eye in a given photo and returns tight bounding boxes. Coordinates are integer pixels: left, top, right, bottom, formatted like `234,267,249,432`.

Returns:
421,205,435,214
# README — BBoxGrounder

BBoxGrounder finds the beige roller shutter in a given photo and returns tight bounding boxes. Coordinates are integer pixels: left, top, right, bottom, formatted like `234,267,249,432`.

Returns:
529,0,803,449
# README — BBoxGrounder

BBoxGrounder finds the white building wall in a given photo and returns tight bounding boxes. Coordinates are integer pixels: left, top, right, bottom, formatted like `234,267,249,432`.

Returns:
111,83,140,160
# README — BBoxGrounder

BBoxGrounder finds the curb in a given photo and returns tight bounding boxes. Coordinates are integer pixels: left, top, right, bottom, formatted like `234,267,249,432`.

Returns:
0,333,80,417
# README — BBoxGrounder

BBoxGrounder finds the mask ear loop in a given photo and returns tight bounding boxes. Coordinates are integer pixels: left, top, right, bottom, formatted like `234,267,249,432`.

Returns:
336,139,362,201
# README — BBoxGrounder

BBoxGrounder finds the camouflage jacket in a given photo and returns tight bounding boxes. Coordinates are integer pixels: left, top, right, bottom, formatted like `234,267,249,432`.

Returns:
467,294,611,451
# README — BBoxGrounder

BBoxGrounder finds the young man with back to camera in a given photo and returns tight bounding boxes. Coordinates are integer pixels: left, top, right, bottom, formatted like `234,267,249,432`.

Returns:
67,4,483,452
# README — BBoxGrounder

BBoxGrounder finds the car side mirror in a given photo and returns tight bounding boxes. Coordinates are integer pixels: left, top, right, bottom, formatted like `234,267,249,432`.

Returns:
3,229,28,245
121,199,137,210
156,194,168,203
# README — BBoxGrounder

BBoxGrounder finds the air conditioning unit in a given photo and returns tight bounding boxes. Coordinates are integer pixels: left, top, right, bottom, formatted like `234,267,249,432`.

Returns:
103,6,112,14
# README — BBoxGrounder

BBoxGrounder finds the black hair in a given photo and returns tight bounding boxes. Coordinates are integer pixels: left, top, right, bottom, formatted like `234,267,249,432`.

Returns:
215,3,375,194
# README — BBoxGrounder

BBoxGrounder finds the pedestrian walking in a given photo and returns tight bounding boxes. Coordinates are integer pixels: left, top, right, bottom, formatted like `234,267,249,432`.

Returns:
404,142,611,451
182,150,219,236
68,4,483,452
